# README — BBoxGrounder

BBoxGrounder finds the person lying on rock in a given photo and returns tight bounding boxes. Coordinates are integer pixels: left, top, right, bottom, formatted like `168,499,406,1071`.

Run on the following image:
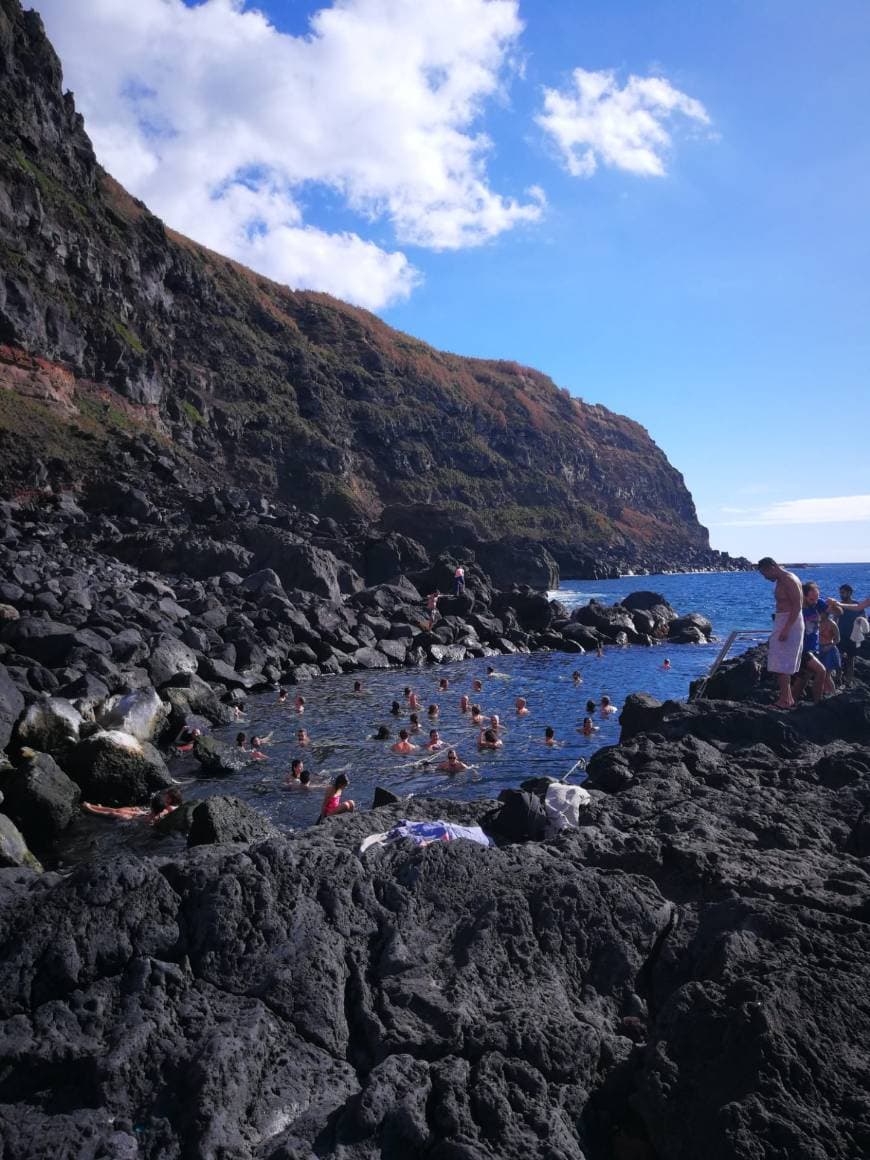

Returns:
438,748,471,773
83,787,182,824
319,773,354,820
392,728,418,754
173,725,202,752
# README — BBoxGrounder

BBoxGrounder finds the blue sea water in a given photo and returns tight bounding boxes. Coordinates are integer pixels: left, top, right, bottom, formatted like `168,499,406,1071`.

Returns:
67,563,870,860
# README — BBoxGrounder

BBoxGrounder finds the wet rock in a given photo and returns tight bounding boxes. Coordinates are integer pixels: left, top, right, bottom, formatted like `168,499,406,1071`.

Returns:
352,646,393,670
187,795,281,847
147,636,199,688
0,813,41,870
14,697,83,756
668,612,713,642
1,750,80,849
0,617,77,665
96,687,167,741
64,731,172,804
0,664,25,750
197,656,262,690
192,735,250,775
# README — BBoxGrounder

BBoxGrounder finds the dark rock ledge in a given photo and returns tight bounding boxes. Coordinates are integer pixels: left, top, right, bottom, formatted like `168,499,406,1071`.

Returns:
1,663,869,1158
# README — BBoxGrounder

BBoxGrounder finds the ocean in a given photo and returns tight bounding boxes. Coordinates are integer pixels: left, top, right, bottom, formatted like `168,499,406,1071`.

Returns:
65,563,870,862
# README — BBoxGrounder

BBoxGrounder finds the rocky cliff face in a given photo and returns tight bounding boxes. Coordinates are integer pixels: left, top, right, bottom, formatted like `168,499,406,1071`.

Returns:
0,0,735,576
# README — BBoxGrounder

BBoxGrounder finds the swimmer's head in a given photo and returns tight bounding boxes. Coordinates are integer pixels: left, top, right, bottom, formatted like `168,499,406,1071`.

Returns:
299,770,311,785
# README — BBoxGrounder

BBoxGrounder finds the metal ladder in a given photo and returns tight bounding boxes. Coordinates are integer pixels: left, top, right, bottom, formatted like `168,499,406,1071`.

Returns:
690,628,770,700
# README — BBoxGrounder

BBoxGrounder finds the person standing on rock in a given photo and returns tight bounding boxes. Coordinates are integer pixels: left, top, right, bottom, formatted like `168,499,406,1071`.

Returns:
453,566,465,596
757,557,804,709
426,590,441,630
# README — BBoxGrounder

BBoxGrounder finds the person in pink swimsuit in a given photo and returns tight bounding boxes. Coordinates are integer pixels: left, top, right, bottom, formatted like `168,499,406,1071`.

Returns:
319,773,354,821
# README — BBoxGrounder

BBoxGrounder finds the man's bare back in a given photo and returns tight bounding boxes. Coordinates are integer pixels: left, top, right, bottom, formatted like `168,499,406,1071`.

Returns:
774,570,802,619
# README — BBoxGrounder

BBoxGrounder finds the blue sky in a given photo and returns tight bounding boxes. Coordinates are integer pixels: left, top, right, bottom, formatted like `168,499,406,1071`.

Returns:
33,0,870,563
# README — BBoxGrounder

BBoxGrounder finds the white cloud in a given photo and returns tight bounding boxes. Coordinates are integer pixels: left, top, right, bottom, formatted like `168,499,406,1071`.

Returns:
713,494,870,527
536,68,710,178
34,0,543,309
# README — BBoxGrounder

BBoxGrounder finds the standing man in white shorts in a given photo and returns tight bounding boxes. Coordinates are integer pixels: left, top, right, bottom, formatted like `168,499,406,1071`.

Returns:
757,557,804,709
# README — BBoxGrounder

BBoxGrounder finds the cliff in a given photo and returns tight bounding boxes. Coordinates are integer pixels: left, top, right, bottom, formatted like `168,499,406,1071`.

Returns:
0,0,734,576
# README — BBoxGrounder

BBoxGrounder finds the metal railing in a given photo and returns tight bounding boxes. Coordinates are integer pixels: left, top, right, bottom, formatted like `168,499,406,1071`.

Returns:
690,628,770,700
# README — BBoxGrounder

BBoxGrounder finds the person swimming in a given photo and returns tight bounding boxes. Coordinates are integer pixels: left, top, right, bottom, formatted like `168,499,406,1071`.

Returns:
408,712,421,732
235,732,247,748
390,700,402,716
353,679,363,694
438,677,449,691
319,773,354,820
544,726,557,746
408,691,421,711
600,695,617,716
248,735,268,760
391,729,418,754
427,703,439,718
83,787,182,824
596,645,604,658
286,757,305,784
438,748,471,773
515,697,529,716
572,671,583,685
489,713,504,732
296,728,310,745
478,728,502,750
585,699,596,714
472,678,483,693
470,704,484,726
459,694,470,713
371,725,392,740
276,688,288,704
581,717,598,736
294,694,305,713
426,728,443,750
661,658,671,670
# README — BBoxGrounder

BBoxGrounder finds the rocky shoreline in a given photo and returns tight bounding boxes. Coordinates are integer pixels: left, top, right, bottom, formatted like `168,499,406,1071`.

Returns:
1,642,869,1157
0,486,717,859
